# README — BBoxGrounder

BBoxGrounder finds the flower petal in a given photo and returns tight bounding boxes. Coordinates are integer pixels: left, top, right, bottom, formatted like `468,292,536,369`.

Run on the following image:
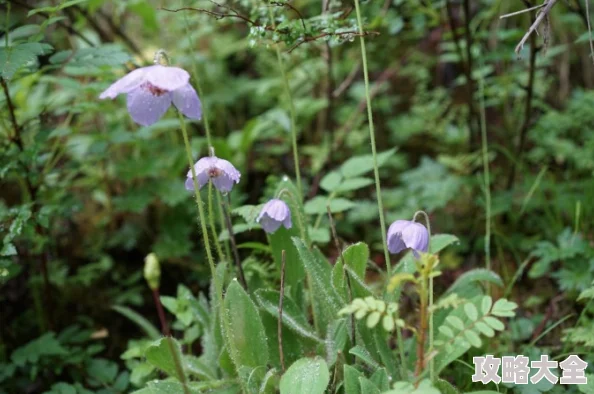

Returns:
259,214,282,234
172,84,202,120
214,159,241,183
212,173,237,193
145,65,190,91
99,67,146,99
387,220,410,254
402,222,429,253
126,86,172,126
185,171,209,191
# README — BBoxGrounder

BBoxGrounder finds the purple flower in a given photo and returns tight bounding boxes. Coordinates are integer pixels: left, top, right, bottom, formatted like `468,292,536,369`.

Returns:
185,156,240,193
99,65,201,126
257,199,292,234
387,220,429,257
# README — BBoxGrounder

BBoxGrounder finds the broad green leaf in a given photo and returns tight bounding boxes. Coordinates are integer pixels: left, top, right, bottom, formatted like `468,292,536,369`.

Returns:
464,303,479,321
341,148,397,178
280,358,329,394
222,280,269,369
293,237,343,336
343,365,363,394
320,171,342,192
358,377,380,394
304,196,356,215
144,337,186,380
444,269,503,296
269,226,305,289
349,345,381,370
254,289,322,343
335,177,374,193
369,368,390,391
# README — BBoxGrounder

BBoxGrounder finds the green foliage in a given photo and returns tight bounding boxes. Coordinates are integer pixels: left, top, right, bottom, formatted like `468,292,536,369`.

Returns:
2,0,593,392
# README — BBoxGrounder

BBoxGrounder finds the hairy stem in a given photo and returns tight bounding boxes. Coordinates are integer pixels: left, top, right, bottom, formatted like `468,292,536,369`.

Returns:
178,113,222,306
278,250,286,372
268,8,303,197
152,288,170,336
209,183,225,263
221,194,248,290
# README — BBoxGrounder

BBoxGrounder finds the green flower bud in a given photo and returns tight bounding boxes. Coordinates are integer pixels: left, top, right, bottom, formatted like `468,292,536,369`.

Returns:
144,253,160,290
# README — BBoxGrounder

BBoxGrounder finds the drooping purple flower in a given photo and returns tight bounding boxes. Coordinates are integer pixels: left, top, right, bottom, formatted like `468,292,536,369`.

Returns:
387,220,429,257
185,156,240,193
257,199,292,234
99,65,201,126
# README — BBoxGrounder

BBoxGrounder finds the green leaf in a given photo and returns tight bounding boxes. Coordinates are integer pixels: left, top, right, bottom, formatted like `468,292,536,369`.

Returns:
445,269,503,295
304,196,356,214
340,148,397,178
480,296,493,315
358,377,380,394
483,316,505,331
112,305,161,340
343,365,363,394
491,299,518,317
254,289,322,343
446,316,464,331
438,326,454,338
335,177,374,193
320,171,343,192
144,337,186,380
349,345,381,370
474,322,495,337
293,237,343,336
222,280,269,369
463,330,482,347
279,357,329,394
369,368,390,391
464,303,479,321
0,42,53,79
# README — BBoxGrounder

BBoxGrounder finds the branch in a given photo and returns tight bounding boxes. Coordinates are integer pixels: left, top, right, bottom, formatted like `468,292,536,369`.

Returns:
271,1,307,32
514,0,558,54
287,30,379,53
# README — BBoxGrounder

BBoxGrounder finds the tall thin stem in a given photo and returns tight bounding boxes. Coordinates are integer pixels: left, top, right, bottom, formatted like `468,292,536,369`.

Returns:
413,210,433,381
178,113,222,305
353,0,391,275
478,62,491,275
208,182,225,263
268,8,302,197
221,194,248,290
278,250,287,372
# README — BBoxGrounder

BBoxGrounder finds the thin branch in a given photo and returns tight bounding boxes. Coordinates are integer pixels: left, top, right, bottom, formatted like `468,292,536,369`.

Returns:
160,7,378,53
514,0,559,54
500,3,547,19
271,1,307,32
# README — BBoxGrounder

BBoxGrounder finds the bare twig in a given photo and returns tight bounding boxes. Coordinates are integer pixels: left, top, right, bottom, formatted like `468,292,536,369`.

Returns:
500,3,547,19
152,288,171,336
514,0,558,54
160,6,378,53
278,250,286,372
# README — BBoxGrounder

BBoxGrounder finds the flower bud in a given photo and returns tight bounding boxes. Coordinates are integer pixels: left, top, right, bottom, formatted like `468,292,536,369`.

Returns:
144,253,161,290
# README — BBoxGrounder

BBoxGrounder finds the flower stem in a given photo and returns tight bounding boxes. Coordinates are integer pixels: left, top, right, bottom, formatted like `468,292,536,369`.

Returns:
413,210,433,382
354,0,402,375
182,12,213,147
208,182,225,263
178,112,222,306
353,0,391,274
220,193,248,290
268,8,303,198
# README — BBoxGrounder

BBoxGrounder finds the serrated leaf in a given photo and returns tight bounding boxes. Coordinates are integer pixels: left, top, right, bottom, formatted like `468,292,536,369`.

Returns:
279,357,329,394
0,43,53,79
254,289,322,343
